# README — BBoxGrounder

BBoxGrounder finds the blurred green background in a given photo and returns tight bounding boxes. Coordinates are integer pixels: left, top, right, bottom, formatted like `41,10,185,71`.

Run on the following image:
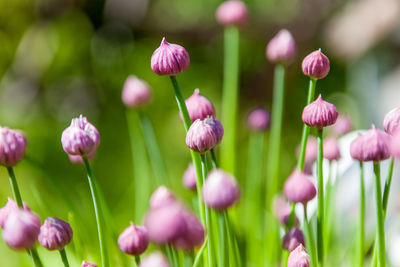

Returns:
1,0,400,265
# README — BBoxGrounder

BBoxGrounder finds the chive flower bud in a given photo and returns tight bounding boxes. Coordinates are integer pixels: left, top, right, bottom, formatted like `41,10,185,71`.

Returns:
202,169,240,210
390,130,400,158
173,211,204,250
216,0,248,26
182,89,216,122
383,107,400,135
247,107,271,131
283,169,316,205
266,29,296,65
122,76,152,108
68,150,96,164
0,198,30,229
81,261,98,267
302,49,330,80
0,127,27,167
283,227,305,252
287,244,310,267
323,137,341,161
140,251,170,267
331,115,353,136
118,223,149,256
61,115,100,156
302,95,338,128
2,209,41,250
186,117,224,153
38,217,73,251
350,125,391,162
150,186,177,210
182,163,196,190
151,38,190,76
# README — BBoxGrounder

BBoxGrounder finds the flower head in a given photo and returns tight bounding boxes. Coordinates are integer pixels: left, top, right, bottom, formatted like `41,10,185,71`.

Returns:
331,115,353,136
61,115,100,156
173,211,204,250
186,117,224,153
302,95,338,128
183,163,197,190
266,29,296,65
323,137,341,161
150,186,177,210
287,244,310,267
216,0,248,26
383,107,400,135
284,169,316,204
283,227,305,252
0,127,27,167
182,89,215,123
118,223,149,256
247,107,271,131
139,251,170,267
302,49,330,80
38,217,73,251
390,130,400,158
0,198,30,229
151,38,190,76
122,76,152,108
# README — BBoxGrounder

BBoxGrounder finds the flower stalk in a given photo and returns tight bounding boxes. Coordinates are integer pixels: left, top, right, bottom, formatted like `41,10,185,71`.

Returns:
316,128,324,265
303,204,317,267
59,249,70,267
373,162,385,267
358,162,365,267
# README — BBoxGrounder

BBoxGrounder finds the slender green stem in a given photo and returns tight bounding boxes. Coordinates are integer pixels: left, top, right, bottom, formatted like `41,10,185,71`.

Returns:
83,156,109,267
297,78,317,171
359,162,365,267
220,25,240,175
316,128,324,266
217,212,226,267
135,256,141,267
171,245,179,267
303,204,317,267
373,162,385,267
201,154,213,267
165,245,174,265
224,211,241,267
193,238,208,267
323,161,333,255
59,249,70,267
30,248,44,267
169,76,205,226
210,149,218,169
281,250,289,267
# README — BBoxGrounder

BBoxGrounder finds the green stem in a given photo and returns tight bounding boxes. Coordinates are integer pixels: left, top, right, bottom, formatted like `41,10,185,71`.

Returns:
83,156,109,267
323,161,334,255
135,256,141,267
30,248,44,267
169,75,205,226
201,154,213,267
297,78,317,171
281,250,289,267
59,249,70,267
373,162,385,267
210,149,218,169
217,212,226,267
224,211,241,267
193,237,208,267
303,204,317,267
220,25,240,175
316,128,324,266
359,162,365,267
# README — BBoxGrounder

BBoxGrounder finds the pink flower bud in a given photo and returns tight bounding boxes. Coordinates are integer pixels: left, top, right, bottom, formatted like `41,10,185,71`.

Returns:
150,186,177,210
61,115,100,156
182,163,197,190
331,114,353,136
202,169,240,210
81,261,98,267
0,127,27,167
272,195,298,226
173,211,204,250
68,150,96,164
144,203,186,245
390,130,400,158
247,107,271,131
118,223,149,256
122,76,152,108
302,95,338,128
266,29,296,64
350,125,391,162
151,38,190,76
323,137,340,161
139,251,170,267
383,107,400,135
215,0,248,26
186,117,224,153
2,209,41,250
287,244,310,267
38,217,73,251
302,49,330,80
283,227,305,252
182,89,215,123
0,198,30,229
284,169,316,204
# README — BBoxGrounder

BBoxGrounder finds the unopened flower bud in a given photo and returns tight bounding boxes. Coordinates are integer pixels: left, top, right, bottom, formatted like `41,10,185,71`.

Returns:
283,227,305,252
323,137,340,161
247,107,271,131
284,169,316,204
38,217,73,251
266,29,296,65
331,115,353,136
186,117,224,153
182,89,215,122
216,0,248,26
150,186,177,210
122,76,152,108
0,127,27,167
173,211,204,250
302,95,338,128
118,223,149,256
139,251,170,267
183,163,197,190
0,198,30,229
302,49,330,80
383,107,400,135
287,244,310,267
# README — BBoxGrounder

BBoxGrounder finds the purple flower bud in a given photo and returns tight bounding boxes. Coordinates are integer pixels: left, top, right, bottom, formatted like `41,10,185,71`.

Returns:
287,244,310,267
323,137,340,161
139,251,170,267
283,169,316,205
81,261,98,267
390,130,400,158
68,150,96,164
150,186,177,210
118,223,149,256
183,163,197,190
215,0,248,26
151,38,190,76
202,169,240,210
122,76,152,108
186,117,224,153
302,95,338,128
283,227,305,252
331,114,353,136
302,49,330,80
247,107,271,131
38,217,73,251
0,127,27,167
350,125,391,162
0,198,30,229
61,115,100,156
266,29,297,65
144,203,186,245
182,89,216,123
272,195,298,226
383,107,400,135
2,209,41,250
173,211,204,250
